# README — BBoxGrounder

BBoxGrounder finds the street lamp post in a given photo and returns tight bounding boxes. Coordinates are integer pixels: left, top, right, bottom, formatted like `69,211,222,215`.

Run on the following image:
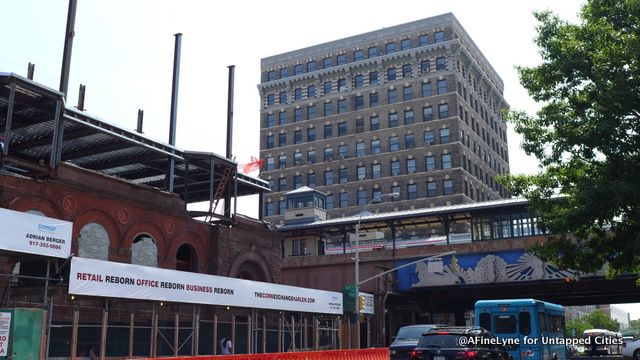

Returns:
354,192,398,348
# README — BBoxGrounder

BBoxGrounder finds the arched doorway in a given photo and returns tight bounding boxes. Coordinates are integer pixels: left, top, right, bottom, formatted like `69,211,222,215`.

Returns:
176,244,197,272
236,261,266,281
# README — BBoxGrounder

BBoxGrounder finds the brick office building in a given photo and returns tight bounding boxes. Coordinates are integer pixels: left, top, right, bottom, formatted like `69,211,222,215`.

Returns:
258,13,510,225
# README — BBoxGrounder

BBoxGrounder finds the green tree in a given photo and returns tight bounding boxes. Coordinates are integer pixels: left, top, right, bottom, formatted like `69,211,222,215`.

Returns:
566,310,620,336
502,0,640,275
566,317,595,337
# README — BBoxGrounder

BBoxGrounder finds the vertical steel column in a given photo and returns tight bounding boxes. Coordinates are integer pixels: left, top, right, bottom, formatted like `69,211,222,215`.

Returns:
167,33,182,193
278,315,283,353
100,308,108,360
77,84,86,110
3,82,16,156
27,63,35,80
49,100,63,168
59,0,78,98
262,314,267,354
174,313,179,357
224,65,235,218
71,307,79,360
193,306,200,355
128,313,134,358
247,314,252,354
231,315,236,355
213,313,218,355
136,109,144,133
291,315,295,351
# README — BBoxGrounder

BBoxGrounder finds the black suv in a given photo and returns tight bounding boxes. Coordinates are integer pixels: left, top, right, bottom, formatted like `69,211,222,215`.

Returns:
390,324,443,360
410,326,512,360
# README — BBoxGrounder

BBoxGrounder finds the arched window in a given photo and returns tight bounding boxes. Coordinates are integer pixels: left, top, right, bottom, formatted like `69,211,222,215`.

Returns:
131,234,157,267
78,223,109,260
176,244,197,272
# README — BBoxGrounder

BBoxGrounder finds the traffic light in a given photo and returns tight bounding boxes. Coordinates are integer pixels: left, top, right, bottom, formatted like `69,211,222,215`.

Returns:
358,294,366,312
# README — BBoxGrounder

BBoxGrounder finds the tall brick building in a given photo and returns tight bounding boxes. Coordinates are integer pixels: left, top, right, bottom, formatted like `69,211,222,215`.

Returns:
258,13,510,224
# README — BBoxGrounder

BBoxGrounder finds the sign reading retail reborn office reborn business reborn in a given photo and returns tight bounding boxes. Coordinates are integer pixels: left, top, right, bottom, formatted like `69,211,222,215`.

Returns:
0,207,72,258
69,257,343,314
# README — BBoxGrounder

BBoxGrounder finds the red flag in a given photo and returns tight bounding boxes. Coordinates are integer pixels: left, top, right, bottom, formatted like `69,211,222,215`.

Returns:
240,156,264,174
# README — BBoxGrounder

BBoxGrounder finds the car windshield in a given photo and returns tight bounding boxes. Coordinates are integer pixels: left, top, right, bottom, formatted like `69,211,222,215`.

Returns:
396,327,431,341
418,334,465,348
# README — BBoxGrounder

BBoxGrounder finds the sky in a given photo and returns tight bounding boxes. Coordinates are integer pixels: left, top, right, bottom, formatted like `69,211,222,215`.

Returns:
3,0,640,319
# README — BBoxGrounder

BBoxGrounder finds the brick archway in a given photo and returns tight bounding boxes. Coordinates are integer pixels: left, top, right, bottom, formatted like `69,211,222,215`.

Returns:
8,195,63,219
167,230,208,272
228,250,274,283
121,222,167,264
72,209,121,260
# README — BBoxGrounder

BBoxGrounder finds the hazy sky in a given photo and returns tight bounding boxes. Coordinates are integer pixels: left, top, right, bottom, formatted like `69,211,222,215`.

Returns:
4,1,638,319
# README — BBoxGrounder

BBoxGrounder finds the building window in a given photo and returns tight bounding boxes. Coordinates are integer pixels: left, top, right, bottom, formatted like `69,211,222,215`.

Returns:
436,56,446,70
279,200,286,215
437,79,448,94
402,64,412,78
407,158,416,174
337,54,347,65
307,85,316,98
391,160,400,176
368,46,378,58
389,136,400,151
339,168,348,183
307,128,316,141
266,113,276,127
407,184,417,199
280,68,288,78
294,88,302,101
440,128,450,143
324,147,333,161
442,153,452,169
389,112,399,127
372,189,383,202
387,67,396,81
338,122,347,136
324,124,333,139
278,177,287,191
338,78,347,91
424,130,435,145
370,115,380,131
279,91,287,104
325,170,334,185
435,31,444,43
265,202,274,216
324,102,333,116
386,42,396,54
354,74,364,88
401,38,411,50
419,34,429,46
423,106,433,121
307,105,316,120
404,109,415,125
294,64,303,75
357,189,367,206
278,111,287,125
439,103,449,118
392,185,401,199
355,118,365,133
369,71,379,85
370,92,379,107
388,88,397,104
339,192,348,208
356,142,365,157
307,61,316,72
267,94,275,106
371,139,381,154
307,173,316,187
266,157,274,171
279,133,286,146
326,194,334,209
357,165,366,181
266,134,274,148
425,155,436,171
355,95,364,110
372,163,381,179
278,154,287,169
405,134,416,149
323,81,332,95
294,175,302,189
338,144,348,158
354,50,364,61
294,130,302,144
323,57,333,69
427,181,437,197
307,150,316,164
338,99,347,113
443,179,453,195
422,81,432,97
267,71,277,81
403,86,413,101
421,60,430,73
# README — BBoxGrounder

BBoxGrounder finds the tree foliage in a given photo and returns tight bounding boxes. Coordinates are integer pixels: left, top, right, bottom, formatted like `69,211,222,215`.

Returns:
502,0,640,275
566,310,620,336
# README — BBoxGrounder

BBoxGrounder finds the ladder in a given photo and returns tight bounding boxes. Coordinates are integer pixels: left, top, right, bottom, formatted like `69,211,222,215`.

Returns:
207,164,234,220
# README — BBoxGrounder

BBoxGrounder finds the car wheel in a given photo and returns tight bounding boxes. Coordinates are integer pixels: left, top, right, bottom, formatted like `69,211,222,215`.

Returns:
634,349,640,360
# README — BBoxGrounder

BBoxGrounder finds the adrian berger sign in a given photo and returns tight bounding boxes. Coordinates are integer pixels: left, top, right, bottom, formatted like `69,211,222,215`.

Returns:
0,207,72,258
69,257,343,314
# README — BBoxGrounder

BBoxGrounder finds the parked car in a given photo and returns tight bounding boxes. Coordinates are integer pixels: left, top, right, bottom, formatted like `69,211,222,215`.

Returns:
390,324,443,360
409,326,512,360
622,338,640,359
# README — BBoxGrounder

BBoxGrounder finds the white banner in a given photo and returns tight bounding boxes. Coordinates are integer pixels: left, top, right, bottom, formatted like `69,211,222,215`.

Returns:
0,207,72,258
69,257,343,314
0,312,11,356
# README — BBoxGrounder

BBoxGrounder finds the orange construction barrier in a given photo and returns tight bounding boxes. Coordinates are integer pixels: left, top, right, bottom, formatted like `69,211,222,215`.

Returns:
138,347,389,360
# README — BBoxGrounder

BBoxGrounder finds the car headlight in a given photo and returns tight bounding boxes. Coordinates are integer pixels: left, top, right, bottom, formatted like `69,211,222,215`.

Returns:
390,349,396,354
